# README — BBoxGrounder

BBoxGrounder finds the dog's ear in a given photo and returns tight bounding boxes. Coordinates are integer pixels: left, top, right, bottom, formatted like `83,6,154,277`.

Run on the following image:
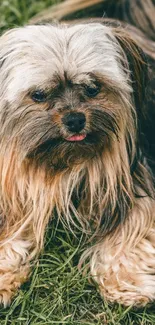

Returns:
113,28,148,113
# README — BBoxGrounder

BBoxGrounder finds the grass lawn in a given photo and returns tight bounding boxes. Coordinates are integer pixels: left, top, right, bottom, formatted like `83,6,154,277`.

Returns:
0,0,155,324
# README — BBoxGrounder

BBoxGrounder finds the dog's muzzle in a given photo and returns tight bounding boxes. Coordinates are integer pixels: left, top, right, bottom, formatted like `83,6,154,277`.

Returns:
62,112,86,142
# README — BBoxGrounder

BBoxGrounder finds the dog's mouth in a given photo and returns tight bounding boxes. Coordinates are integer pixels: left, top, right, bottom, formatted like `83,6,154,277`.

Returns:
28,132,97,158
64,132,98,144
27,131,104,169
65,133,87,142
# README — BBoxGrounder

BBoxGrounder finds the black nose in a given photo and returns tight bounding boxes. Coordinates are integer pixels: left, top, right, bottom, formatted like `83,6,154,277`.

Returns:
62,112,86,133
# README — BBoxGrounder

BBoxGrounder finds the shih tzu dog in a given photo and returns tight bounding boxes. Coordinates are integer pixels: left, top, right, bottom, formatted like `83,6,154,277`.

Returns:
0,0,155,308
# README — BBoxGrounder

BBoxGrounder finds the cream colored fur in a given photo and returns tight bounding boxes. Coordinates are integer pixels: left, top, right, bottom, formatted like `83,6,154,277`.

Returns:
0,23,154,307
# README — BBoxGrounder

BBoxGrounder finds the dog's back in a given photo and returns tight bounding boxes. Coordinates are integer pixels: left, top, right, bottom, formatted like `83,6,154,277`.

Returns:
30,0,155,40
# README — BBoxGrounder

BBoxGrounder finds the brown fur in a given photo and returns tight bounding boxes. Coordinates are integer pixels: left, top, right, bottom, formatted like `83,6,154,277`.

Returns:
0,1,155,308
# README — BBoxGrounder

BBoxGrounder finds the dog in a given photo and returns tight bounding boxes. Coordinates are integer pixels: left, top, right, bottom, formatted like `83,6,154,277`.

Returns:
0,1,155,308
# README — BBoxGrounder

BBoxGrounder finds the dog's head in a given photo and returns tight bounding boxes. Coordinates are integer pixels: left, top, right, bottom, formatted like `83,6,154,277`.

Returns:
0,23,146,171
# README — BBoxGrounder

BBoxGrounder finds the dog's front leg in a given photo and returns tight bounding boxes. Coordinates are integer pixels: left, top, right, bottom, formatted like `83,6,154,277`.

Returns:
0,237,31,307
84,197,155,307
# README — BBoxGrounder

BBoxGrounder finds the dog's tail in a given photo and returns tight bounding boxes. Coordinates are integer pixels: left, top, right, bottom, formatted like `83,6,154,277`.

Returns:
29,0,155,41
29,0,111,23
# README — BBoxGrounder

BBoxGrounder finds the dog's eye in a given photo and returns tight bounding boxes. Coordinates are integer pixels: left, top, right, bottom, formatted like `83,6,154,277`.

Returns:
31,90,47,103
85,86,100,98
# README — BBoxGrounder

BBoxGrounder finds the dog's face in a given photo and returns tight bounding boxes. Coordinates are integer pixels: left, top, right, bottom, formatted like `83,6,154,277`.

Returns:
0,23,146,173
0,23,135,170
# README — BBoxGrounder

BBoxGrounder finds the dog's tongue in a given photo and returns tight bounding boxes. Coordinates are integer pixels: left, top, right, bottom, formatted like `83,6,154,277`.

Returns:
66,134,86,142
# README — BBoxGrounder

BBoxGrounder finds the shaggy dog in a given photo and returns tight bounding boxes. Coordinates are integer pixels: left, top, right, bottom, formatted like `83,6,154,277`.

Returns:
0,0,155,307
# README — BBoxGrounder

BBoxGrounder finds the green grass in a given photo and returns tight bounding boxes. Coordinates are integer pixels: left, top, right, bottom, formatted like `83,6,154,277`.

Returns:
0,0,61,33
1,221,155,325
1,0,155,324
0,222,155,325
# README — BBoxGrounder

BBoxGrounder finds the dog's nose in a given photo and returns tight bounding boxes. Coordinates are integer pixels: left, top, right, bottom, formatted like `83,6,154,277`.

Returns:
62,112,86,132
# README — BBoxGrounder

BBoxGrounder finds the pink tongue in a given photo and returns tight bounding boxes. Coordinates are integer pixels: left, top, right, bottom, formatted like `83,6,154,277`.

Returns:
66,134,86,142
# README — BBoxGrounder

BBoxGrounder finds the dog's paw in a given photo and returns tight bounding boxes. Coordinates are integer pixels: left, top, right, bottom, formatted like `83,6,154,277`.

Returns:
91,261,155,307
88,237,155,307
99,282,152,307
0,268,29,307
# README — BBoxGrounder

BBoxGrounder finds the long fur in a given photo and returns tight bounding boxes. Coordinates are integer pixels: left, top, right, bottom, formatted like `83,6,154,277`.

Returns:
0,4,155,307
